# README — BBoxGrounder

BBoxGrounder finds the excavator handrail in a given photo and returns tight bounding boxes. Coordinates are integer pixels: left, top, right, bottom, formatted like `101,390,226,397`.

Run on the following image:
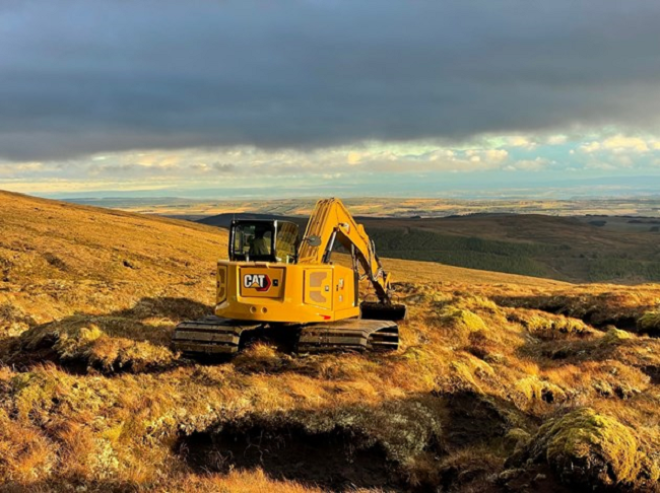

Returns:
297,198,394,304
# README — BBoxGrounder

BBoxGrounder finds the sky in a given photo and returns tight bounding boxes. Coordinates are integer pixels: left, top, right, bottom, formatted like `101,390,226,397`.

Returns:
2,0,660,199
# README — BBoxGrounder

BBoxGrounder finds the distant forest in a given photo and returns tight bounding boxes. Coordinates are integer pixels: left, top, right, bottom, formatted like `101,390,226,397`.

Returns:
367,228,660,282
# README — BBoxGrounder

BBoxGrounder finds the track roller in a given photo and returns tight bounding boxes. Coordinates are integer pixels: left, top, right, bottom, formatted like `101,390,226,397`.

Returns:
172,316,262,354
297,319,399,353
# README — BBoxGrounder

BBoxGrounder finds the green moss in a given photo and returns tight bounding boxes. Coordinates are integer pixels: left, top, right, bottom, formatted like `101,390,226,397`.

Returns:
524,408,659,490
638,310,660,335
504,427,531,453
399,345,433,362
10,372,60,421
599,327,633,346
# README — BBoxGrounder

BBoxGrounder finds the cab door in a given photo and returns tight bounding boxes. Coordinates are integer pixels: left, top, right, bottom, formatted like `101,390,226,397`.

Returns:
332,267,356,312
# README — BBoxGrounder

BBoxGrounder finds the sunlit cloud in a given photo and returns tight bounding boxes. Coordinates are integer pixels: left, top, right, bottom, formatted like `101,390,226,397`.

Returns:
2,132,660,197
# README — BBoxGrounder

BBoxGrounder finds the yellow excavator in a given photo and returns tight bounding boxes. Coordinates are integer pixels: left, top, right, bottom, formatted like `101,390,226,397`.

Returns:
172,198,406,353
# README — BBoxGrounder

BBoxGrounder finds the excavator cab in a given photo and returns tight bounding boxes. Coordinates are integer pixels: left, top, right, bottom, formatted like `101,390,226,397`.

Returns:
229,219,300,264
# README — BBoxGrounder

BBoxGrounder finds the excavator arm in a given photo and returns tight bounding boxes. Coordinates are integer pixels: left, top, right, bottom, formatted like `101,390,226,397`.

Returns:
298,198,394,305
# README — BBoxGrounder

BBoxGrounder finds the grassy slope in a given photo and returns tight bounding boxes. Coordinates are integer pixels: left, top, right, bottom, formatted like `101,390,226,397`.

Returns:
1,191,660,492
0,190,225,325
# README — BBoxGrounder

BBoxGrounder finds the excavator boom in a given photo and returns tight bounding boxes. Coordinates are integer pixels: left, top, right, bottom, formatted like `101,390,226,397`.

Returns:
299,199,390,298
299,198,405,321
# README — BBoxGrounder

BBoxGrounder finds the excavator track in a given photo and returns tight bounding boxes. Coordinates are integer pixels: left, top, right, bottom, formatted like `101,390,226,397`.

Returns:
297,319,399,353
174,316,399,355
172,316,262,354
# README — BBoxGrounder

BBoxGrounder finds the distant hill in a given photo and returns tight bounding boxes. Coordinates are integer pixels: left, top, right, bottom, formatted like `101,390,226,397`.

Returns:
197,212,309,229
364,214,660,283
197,211,660,284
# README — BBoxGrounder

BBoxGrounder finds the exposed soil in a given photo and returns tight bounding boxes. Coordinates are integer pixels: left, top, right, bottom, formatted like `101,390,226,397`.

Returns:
179,424,397,491
642,365,660,384
438,392,536,451
496,465,573,493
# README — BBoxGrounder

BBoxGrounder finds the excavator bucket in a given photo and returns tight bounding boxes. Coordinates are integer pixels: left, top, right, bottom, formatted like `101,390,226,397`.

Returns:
360,301,407,321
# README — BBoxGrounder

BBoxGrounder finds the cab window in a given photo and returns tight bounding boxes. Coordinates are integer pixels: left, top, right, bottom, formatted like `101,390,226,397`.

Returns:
275,222,299,263
232,223,273,260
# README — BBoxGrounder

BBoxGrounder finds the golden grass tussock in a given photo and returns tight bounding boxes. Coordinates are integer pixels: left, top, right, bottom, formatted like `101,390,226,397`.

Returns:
507,309,596,340
599,325,633,345
16,317,176,373
436,306,488,348
0,409,54,483
2,191,660,491
511,376,567,411
496,286,660,334
177,468,328,493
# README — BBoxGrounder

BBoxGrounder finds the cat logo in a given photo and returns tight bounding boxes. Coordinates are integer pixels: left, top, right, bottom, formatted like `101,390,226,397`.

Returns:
244,273,271,292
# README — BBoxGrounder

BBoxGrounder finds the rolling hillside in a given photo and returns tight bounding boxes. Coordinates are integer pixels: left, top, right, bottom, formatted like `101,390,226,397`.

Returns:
0,191,560,325
2,190,660,492
365,214,660,283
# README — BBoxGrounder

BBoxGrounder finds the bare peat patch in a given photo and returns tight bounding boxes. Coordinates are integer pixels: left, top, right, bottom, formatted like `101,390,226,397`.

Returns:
178,423,397,491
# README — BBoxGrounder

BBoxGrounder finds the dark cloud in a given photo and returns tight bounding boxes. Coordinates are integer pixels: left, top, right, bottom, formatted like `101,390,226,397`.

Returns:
1,0,660,161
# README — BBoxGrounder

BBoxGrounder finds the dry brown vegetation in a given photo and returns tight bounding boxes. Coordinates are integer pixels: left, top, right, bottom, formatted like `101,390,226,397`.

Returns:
2,190,660,492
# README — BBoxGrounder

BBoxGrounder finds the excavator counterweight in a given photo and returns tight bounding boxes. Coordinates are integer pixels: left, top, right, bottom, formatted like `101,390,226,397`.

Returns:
172,198,405,354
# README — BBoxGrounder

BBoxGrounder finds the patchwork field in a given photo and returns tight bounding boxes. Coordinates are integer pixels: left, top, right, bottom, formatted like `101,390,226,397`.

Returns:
2,190,660,492
68,196,660,219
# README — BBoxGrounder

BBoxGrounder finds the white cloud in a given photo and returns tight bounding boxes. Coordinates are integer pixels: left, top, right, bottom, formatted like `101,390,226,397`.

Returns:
546,135,568,145
601,135,649,153
484,149,509,163
505,136,535,149
579,141,602,154
346,152,362,165
0,162,44,176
